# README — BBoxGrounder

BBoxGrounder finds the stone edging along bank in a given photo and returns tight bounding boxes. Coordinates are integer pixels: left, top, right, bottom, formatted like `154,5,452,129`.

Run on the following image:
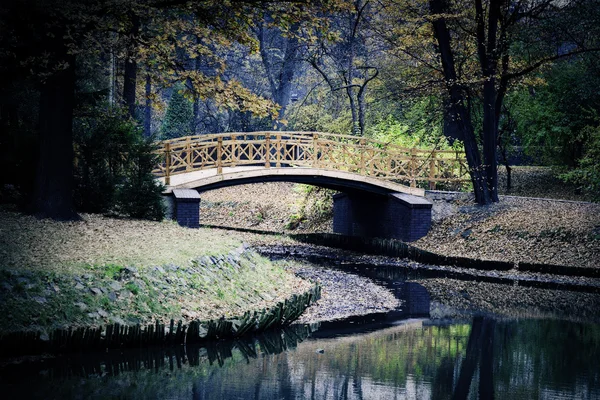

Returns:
0,284,320,357
0,250,322,358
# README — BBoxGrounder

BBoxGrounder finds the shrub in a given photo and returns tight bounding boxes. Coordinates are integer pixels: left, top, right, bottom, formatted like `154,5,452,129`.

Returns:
115,137,165,220
74,111,137,213
74,108,165,219
560,125,600,201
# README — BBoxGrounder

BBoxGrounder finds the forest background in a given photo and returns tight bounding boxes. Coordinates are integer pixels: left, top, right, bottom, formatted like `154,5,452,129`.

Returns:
1,0,599,221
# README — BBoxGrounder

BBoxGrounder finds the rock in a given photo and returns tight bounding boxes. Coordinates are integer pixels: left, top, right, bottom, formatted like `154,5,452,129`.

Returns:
90,287,103,295
109,281,122,291
110,316,126,325
155,266,165,274
87,312,100,319
33,296,47,304
75,283,84,290
124,266,138,274
107,292,117,302
75,302,87,311
97,309,108,318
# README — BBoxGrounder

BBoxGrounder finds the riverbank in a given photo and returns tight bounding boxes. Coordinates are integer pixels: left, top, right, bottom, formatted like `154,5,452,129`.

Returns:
2,167,598,337
258,244,600,323
198,176,599,270
0,206,313,335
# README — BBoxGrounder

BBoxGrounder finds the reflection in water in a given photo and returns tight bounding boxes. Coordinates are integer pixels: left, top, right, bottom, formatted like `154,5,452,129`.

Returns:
2,317,600,399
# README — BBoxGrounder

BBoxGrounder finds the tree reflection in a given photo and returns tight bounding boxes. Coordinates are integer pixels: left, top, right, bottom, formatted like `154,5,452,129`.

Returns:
3,318,600,399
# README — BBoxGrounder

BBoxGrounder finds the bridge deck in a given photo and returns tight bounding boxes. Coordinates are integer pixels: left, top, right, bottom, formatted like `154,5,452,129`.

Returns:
159,166,426,197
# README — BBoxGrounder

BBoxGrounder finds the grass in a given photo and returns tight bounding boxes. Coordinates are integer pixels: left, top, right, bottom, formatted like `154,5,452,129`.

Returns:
0,207,242,273
0,207,312,333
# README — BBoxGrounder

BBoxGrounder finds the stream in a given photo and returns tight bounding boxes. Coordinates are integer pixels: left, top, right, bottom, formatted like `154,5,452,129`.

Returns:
1,256,599,399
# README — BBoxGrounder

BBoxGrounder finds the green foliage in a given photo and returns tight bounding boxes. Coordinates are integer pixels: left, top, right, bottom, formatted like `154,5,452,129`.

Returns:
366,97,446,148
286,185,333,230
288,102,354,134
74,110,138,213
560,126,600,201
126,282,140,295
74,108,165,220
508,60,600,167
115,137,165,220
161,85,194,139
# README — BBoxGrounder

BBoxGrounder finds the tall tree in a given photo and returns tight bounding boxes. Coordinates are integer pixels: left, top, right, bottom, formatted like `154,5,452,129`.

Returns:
378,0,600,204
123,11,141,119
255,20,302,126
308,0,379,135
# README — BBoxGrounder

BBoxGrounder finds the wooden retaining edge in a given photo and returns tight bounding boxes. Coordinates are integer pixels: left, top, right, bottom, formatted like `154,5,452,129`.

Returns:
0,284,321,358
196,225,599,279
288,233,600,279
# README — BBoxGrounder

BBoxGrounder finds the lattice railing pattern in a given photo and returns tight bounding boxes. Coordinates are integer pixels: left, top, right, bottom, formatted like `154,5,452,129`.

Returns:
153,131,470,189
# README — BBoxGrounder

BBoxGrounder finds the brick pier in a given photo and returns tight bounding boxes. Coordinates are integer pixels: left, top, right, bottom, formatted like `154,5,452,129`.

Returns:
333,192,432,242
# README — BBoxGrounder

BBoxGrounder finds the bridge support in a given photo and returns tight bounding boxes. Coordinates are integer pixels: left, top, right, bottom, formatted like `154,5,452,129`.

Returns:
332,192,432,242
172,189,201,228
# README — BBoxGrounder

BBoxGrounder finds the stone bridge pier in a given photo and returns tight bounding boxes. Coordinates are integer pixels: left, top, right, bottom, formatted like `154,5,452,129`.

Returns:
332,192,432,242
167,188,432,242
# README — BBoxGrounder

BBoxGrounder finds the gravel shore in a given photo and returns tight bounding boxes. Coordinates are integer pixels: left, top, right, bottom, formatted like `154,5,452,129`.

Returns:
290,264,400,323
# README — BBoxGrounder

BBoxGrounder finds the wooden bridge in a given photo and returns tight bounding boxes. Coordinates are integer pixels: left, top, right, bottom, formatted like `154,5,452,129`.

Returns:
152,132,469,242
152,131,468,194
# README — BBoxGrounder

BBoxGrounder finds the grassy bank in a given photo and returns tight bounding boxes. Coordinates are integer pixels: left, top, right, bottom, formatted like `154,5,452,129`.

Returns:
0,206,311,334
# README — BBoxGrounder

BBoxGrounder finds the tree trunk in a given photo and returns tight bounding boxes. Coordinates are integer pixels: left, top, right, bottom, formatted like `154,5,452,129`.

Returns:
192,57,200,134
257,22,300,129
274,32,299,124
123,13,140,119
430,0,491,204
144,72,152,138
30,54,79,220
478,318,496,400
479,0,502,202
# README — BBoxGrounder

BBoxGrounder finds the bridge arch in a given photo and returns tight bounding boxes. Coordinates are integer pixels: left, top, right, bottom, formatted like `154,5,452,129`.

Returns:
154,132,468,241
160,166,424,196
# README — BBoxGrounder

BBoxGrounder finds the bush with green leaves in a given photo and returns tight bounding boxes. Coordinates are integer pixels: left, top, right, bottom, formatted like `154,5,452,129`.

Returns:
115,137,165,220
508,60,600,167
74,109,165,220
560,125,600,201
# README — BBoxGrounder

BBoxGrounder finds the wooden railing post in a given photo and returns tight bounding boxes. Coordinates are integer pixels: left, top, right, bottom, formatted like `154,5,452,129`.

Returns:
429,150,437,190
410,147,417,188
186,137,192,172
313,133,319,167
265,134,271,168
231,135,237,166
276,134,281,167
360,138,366,174
165,142,171,186
217,137,223,174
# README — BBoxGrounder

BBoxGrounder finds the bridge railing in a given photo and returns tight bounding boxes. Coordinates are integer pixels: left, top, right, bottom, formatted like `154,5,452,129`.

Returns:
152,131,470,189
